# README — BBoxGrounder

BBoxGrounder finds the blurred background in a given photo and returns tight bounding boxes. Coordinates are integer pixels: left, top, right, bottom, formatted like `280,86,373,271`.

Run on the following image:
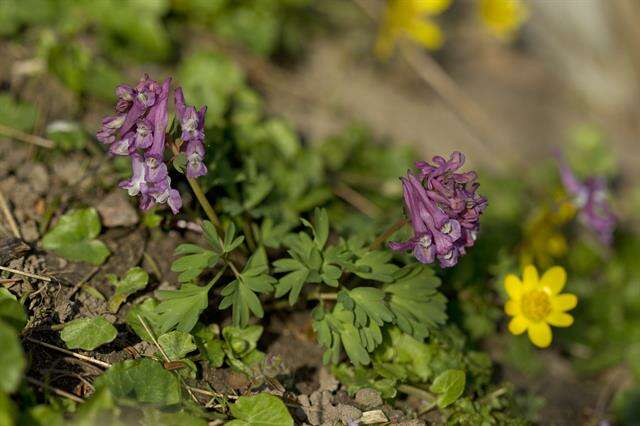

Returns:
1,0,640,424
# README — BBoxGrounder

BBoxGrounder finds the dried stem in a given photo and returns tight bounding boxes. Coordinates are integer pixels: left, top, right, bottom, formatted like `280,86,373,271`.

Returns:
333,182,381,218
0,190,21,239
0,123,55,149
369,218,407,251
24,337,111,368
26,376,84,403
0,266,51,282
351,0,503,168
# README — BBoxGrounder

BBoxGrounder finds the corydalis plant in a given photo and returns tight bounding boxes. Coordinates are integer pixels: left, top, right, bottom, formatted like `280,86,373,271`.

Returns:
389,152,486,268
96,75,208,213
557,154,615,245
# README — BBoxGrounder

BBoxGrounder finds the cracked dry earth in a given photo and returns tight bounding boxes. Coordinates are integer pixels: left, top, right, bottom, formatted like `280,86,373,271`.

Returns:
0,140,425,425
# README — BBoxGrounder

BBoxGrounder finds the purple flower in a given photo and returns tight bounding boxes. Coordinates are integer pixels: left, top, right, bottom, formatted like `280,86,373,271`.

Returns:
102,75,186,214
389,152,486,268
557,154,615,245
174,87,207,178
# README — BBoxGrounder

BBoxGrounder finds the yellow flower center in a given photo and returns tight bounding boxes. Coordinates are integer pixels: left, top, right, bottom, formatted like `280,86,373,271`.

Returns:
520,290,551,321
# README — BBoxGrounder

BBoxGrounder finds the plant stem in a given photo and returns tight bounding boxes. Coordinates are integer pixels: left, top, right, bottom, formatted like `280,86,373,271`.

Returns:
369,218,407,251
187,177,221,228
307,292,338,301
0,123,55,149
398,384,436,402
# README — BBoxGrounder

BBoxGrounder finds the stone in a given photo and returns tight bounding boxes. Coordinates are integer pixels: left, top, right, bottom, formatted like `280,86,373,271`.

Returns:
97,190,138,227
336,404,362,425
355,388,383,409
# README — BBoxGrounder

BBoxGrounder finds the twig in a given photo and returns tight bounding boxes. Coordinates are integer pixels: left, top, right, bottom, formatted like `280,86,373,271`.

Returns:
333,182,381,218
0,191,21,239
369,218,407,251
187,385,239,400
0,123,55,149
0,265,51,282
26,376,84,403
24,337,111,368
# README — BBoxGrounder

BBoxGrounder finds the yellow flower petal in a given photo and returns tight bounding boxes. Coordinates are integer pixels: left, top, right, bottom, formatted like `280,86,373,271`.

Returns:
415,0,452,16
546,312,574,327
406,19,445,50
508,315,528,335
523,265,539,290
527,321,552,348
540,266,566,295
552,293,578,312
504,300,520,316
504,274,523,300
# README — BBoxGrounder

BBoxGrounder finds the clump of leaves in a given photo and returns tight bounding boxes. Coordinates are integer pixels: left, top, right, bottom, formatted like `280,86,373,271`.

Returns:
42,208,110,265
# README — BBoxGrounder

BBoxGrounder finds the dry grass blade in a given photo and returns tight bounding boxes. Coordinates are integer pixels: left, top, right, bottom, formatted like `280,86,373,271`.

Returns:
26,376,85,403
0,265,51,282
0,190,21,239
0,123,55,148
24,337,111,368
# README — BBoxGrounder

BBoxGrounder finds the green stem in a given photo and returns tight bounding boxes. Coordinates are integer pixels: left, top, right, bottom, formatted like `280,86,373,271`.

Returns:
307,292,338,301
398,384,436,402
369,218,407,251
187,177,221,228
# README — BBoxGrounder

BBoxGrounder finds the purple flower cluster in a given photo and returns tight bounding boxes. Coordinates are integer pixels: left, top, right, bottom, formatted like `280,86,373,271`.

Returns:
389,152,487,268
96,75,207,214
558,155,615,245
175,88,207,179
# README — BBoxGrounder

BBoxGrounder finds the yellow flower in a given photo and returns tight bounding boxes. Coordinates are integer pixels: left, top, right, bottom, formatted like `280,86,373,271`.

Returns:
478,0,528,41
376,0,452,58
504,265,577,348
520,201,575,268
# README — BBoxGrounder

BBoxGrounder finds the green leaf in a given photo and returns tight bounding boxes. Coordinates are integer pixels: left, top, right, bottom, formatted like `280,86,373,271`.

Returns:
342,287,394,327
158,331,197,361
0,94,37,131
42,208,110,265
219,251,275,327
384,265,447,341
171,244,219,282
222,325,263,358
0,391,17,426
353,251,399,283
301,208,329,249
0,298,26,332
108,267,149,313
141,407,208,426
126,298,162,342
178,53,245,126
274,269,309,305
332,363,398,399
430,369,466,408
227,393,293,426
60,317,117,350
45,121,87,151
155,282,213,333
243,178,273,210
193,325,226,367
0,321,25,393
172,152,187,173
94,358,181,406
313,304,371,366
